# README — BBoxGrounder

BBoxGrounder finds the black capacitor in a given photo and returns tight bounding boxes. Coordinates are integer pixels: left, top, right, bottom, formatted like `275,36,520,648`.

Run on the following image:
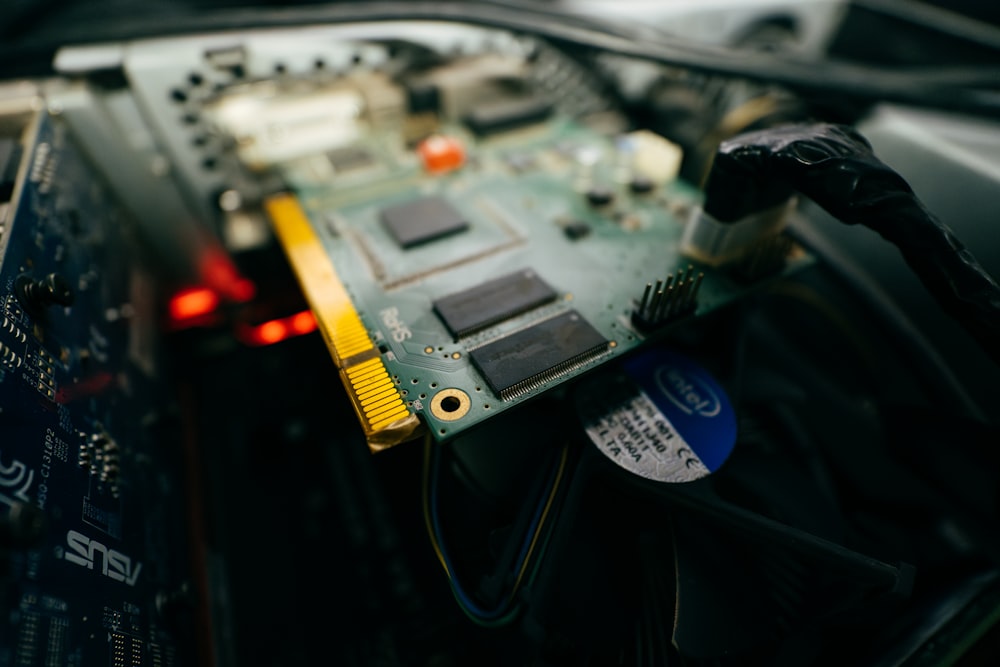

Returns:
585,186,614,207
563,221,592,240
629,176,655,194
16,273,75,314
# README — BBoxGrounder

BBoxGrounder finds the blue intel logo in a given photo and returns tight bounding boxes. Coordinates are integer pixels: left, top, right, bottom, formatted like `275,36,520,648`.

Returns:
655,366,721,418
623,347,737,473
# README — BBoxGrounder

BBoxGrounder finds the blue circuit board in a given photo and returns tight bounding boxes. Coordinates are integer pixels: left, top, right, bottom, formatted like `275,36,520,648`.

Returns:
0,113,191,666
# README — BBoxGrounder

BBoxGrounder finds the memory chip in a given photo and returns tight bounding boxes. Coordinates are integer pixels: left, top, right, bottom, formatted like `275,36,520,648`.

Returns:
433,269,558,338
464,97,552,137
380,195,468,248
470,310,608,399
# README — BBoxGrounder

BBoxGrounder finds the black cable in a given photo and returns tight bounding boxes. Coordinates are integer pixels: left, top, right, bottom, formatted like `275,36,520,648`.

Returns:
787,223,989,423
702,123,1000,368
2,2,999,116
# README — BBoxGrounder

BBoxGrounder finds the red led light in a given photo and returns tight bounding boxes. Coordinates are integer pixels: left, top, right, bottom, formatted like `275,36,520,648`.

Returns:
289,310,317,335
254,320,288,345
169,287,219,323
197,247,256,302
168,248,258,329
239,310,317,347
229,278,257,303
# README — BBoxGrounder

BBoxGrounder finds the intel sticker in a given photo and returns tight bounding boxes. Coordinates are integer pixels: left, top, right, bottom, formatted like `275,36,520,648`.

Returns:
577,348,736,483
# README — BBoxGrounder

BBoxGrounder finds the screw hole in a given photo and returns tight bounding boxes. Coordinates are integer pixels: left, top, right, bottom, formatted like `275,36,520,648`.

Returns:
440,396,461,413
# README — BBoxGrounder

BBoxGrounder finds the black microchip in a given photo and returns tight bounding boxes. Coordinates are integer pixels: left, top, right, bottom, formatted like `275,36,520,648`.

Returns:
380,196,469,248
563,221,591,240
433,270,558,338
464,97,552,137
470,310,608,398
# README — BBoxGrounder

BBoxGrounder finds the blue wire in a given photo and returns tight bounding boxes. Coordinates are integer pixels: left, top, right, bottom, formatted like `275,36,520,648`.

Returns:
430,443,555,621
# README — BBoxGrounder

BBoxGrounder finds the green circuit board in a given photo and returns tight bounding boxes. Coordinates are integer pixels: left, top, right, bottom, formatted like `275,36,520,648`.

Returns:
272,116,808,444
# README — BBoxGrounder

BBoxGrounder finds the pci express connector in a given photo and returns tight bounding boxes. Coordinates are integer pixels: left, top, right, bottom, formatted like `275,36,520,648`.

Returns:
265,193,422,452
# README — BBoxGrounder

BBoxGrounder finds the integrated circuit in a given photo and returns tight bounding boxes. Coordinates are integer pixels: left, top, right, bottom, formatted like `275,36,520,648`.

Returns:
327,145,375,172
470,310,608,400
433,269,558,338
464,96,552,136
380,195,469,248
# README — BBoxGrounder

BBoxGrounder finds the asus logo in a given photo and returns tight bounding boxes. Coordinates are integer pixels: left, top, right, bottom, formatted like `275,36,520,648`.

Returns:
64,530,142,587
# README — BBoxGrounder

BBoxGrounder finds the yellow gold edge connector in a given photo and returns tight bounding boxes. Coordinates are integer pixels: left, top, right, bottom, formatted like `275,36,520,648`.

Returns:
264,193,422,452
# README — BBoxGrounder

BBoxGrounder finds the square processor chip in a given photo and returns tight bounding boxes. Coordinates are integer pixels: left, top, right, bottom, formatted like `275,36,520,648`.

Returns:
379,196,469,248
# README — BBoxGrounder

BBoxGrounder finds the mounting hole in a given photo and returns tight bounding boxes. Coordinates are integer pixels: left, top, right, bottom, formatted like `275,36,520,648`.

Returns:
430,388,470,421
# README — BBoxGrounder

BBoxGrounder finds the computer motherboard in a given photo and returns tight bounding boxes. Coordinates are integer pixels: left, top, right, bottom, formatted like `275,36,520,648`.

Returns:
0,110,193,666
2,5,999,666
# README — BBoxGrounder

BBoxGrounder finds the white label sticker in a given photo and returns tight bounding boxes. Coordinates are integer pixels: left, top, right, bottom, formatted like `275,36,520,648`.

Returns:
582,387,711,483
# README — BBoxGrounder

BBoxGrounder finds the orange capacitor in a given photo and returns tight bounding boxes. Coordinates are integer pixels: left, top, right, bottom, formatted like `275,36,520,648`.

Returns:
417,135,465,173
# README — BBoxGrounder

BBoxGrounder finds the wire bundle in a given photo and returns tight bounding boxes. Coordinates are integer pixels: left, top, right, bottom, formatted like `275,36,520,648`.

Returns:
5,2,998,117
422,435,568,627
703,123,1000,366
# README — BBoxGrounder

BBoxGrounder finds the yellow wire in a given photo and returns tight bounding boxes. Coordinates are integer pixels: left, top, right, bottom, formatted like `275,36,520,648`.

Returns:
422,431,570,602
422,432,449,577
510,444,569,594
